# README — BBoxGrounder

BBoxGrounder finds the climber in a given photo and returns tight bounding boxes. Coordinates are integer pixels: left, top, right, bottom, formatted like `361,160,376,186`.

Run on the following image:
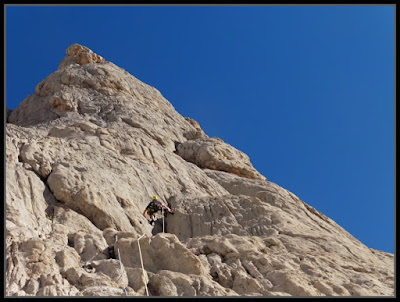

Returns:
143,196,174,225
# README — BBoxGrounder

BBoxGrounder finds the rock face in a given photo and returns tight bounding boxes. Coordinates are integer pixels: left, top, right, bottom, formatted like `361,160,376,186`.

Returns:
176,137,266,181
6,44,394,297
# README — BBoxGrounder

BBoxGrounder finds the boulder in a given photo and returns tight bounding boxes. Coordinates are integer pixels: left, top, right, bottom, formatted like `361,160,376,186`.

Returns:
176,137,267,181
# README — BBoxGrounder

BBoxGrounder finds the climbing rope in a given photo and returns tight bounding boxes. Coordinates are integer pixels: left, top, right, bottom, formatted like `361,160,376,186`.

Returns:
137,234,149,296
162,208,164,233
115,234,128,296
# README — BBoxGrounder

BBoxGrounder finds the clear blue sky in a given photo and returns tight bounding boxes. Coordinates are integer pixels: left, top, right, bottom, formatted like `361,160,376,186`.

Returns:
5,5,394,253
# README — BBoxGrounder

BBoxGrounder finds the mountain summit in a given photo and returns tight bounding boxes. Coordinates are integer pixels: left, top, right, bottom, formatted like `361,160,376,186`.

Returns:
6,44,394,297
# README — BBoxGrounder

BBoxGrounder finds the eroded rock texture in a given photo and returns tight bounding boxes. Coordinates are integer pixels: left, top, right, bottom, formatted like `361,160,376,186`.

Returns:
6,44,394,297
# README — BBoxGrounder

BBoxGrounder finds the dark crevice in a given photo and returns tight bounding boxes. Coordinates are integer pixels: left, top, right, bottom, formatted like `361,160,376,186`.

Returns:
30,166,50,184
173,141,181,154
105,246,116,259
16,142,26,163
242,265,252,277
67,235,74,247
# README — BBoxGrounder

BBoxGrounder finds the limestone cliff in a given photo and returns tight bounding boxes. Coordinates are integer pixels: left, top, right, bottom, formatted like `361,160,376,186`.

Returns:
5,44,394,297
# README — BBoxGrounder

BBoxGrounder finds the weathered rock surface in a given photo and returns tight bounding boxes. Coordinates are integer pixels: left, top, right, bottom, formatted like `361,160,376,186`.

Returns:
6,44,394,297
176,137,267,181
58,44,105,70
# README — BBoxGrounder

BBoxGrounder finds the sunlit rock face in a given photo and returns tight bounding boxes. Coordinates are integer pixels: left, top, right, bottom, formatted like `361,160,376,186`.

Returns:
6,44,394,297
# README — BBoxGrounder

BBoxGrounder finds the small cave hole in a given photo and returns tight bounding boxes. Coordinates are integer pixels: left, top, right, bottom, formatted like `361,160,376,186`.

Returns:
173,141,181,154
67,235,75,248
105,246,116,259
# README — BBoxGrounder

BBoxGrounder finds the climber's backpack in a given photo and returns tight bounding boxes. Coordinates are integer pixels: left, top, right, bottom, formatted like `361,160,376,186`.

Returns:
148,200,162,213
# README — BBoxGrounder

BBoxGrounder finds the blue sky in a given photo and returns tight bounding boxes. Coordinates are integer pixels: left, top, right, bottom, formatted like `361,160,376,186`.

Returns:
5,5,394,253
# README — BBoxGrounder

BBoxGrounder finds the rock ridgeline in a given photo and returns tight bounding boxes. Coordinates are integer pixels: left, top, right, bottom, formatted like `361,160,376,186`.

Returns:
6,44,394,297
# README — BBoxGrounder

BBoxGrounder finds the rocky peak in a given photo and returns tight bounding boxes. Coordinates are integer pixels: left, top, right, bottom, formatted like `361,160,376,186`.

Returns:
58,44,105,70
5,44,394,297
8,44,195,149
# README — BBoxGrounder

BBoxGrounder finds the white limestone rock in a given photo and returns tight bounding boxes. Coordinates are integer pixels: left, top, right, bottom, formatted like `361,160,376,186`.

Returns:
126,267,149,295
5,44,394,297
58,43,105,70
116,232,207,276
176,137,267,181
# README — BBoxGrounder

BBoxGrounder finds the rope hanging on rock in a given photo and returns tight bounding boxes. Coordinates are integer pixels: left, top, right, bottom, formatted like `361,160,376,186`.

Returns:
137,234,149,296
162,208,164,233
115,234,128,296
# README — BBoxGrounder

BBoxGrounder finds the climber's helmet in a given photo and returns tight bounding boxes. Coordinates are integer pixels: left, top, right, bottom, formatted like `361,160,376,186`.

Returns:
152,196,157,200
